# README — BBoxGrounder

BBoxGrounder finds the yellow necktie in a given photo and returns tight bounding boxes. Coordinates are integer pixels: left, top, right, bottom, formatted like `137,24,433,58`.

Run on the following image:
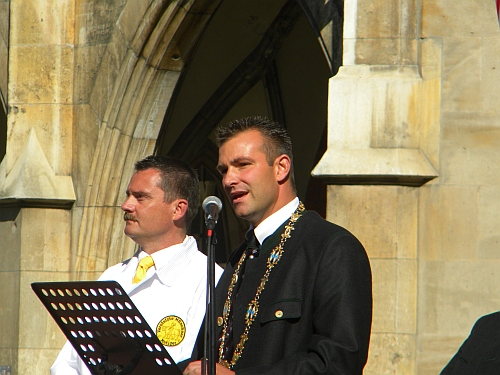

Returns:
132,256,155,284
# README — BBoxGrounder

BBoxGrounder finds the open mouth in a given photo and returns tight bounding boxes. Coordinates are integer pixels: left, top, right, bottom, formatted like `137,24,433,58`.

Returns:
231,191,247,203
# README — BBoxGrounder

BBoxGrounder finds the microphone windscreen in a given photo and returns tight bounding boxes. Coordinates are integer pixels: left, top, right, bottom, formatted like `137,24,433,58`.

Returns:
202,196,223,211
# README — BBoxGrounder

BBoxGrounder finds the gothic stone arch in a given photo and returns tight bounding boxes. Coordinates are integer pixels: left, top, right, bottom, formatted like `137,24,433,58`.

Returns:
75,0,340,277
74,0,223,278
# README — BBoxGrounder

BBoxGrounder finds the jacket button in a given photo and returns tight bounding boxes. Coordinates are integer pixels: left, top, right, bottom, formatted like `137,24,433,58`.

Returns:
275,310,283,318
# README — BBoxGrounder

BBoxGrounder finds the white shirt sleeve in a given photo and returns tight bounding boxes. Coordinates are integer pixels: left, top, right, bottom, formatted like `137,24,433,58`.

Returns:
50,341,92,375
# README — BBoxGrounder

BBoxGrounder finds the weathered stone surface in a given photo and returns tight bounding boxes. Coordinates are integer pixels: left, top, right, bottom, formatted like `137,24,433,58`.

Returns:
19,209,71,272
356,0,417,39
88,29,129,121
0,129,75,206
0,0,8,103
370,259,417,333
365,333,416,375
327,185,417,259
482,37,500,112
0,348,16,375
417,334,468,374
354,38,417,65
419,185,479,260
419,38,442,169
5,105,73,174
0,209,21,272
75,0,127,46
107,210,138,267
328,184,418,375
314,65,438,185
422,0,499,38
73,104,100,206
0,207,20,375
9,45,74,105
313,148,437,185
19,271,70,349
440,123,500,186
73,44,108,104
419,259,500,335
478,186,500,259
132,70,179,139
442,37,482,112
325,2,500,372
10,0,74,45
75,205,134,276
326,65,422,149
111,58,153,135
117,0,153,48
18,348,60,374
0,271,20,347
418,258,500,374
0,2,9,41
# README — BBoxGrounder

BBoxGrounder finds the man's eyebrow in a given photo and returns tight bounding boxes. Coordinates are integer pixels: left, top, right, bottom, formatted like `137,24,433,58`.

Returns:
231,157,252,164
126,189,151,197
218,155,256,172
216,157,245,172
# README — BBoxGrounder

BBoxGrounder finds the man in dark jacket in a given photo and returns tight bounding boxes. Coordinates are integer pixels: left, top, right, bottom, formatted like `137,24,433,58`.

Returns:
184,116,372,375
441,312,500,374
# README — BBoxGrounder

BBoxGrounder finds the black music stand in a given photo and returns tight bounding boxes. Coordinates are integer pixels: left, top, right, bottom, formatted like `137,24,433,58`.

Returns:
32,281,181,375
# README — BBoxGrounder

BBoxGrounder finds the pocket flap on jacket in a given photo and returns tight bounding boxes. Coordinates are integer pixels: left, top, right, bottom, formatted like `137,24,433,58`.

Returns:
260,299,301,324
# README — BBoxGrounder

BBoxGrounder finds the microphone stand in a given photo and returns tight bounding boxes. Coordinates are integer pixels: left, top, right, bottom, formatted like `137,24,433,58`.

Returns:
203,221,217,375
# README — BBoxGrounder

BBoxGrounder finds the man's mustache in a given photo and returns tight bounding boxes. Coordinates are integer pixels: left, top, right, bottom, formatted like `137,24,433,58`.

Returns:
123,213,137,221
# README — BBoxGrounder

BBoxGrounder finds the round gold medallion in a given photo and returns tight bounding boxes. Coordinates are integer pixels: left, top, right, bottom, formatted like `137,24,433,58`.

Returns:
156,315,186,346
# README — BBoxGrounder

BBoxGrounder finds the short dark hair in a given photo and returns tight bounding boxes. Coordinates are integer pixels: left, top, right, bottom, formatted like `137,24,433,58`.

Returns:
215,116,295,188
134,155,200,225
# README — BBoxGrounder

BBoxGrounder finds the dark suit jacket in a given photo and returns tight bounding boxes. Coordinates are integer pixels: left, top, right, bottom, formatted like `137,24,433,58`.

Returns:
441,312,500,375
191,210,372,375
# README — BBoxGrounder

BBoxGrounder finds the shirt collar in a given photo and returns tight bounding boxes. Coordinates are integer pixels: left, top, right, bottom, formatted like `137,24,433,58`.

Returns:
136,236,199,287
253,197,299,246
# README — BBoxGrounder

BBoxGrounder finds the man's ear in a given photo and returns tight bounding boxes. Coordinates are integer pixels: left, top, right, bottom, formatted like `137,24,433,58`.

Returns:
172,199,189,222
275,154,292,183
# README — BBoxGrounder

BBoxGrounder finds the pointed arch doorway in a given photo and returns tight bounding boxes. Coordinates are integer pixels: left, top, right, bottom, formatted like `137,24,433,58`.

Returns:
155,0,338,262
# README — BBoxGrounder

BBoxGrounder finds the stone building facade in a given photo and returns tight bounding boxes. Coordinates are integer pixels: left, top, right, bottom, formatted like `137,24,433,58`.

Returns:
0,0,499,374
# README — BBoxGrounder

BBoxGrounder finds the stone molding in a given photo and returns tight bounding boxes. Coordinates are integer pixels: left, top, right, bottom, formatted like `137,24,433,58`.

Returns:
0,128,76,208
312,64,438,186
313,148,437,186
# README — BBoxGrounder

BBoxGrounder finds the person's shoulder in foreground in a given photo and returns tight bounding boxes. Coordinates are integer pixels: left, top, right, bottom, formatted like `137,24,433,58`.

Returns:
441,311,500,375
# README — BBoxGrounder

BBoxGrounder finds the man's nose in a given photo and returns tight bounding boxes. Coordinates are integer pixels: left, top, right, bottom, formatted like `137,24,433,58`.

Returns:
222,169,237,187
121,197,134,212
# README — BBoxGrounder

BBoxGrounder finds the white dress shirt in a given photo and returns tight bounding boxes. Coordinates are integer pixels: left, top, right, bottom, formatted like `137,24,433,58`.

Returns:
50,236,223,375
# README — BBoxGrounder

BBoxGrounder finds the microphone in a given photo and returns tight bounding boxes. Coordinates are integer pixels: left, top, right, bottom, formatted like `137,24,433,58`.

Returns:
202,196,223,229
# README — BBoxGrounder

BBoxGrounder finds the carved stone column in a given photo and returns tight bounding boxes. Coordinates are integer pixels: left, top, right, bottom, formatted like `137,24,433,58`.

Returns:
311,1,440,374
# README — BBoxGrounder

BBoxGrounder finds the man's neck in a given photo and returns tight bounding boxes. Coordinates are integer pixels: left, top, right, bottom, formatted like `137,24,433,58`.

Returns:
138,233,187,255
253,197,299,245
251,188,297,227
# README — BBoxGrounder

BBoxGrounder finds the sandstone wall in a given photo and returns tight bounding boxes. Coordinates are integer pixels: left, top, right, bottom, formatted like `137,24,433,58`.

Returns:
318,1,500,374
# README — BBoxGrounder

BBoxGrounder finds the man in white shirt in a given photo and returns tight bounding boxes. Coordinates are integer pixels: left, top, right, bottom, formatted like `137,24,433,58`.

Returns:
51,155,223,374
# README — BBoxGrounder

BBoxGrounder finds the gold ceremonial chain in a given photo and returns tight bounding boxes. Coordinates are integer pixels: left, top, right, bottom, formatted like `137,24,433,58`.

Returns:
218,202,305,370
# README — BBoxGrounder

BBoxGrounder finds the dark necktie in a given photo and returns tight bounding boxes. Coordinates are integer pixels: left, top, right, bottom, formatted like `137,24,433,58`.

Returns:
221,230,260,361
244,229,260,259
